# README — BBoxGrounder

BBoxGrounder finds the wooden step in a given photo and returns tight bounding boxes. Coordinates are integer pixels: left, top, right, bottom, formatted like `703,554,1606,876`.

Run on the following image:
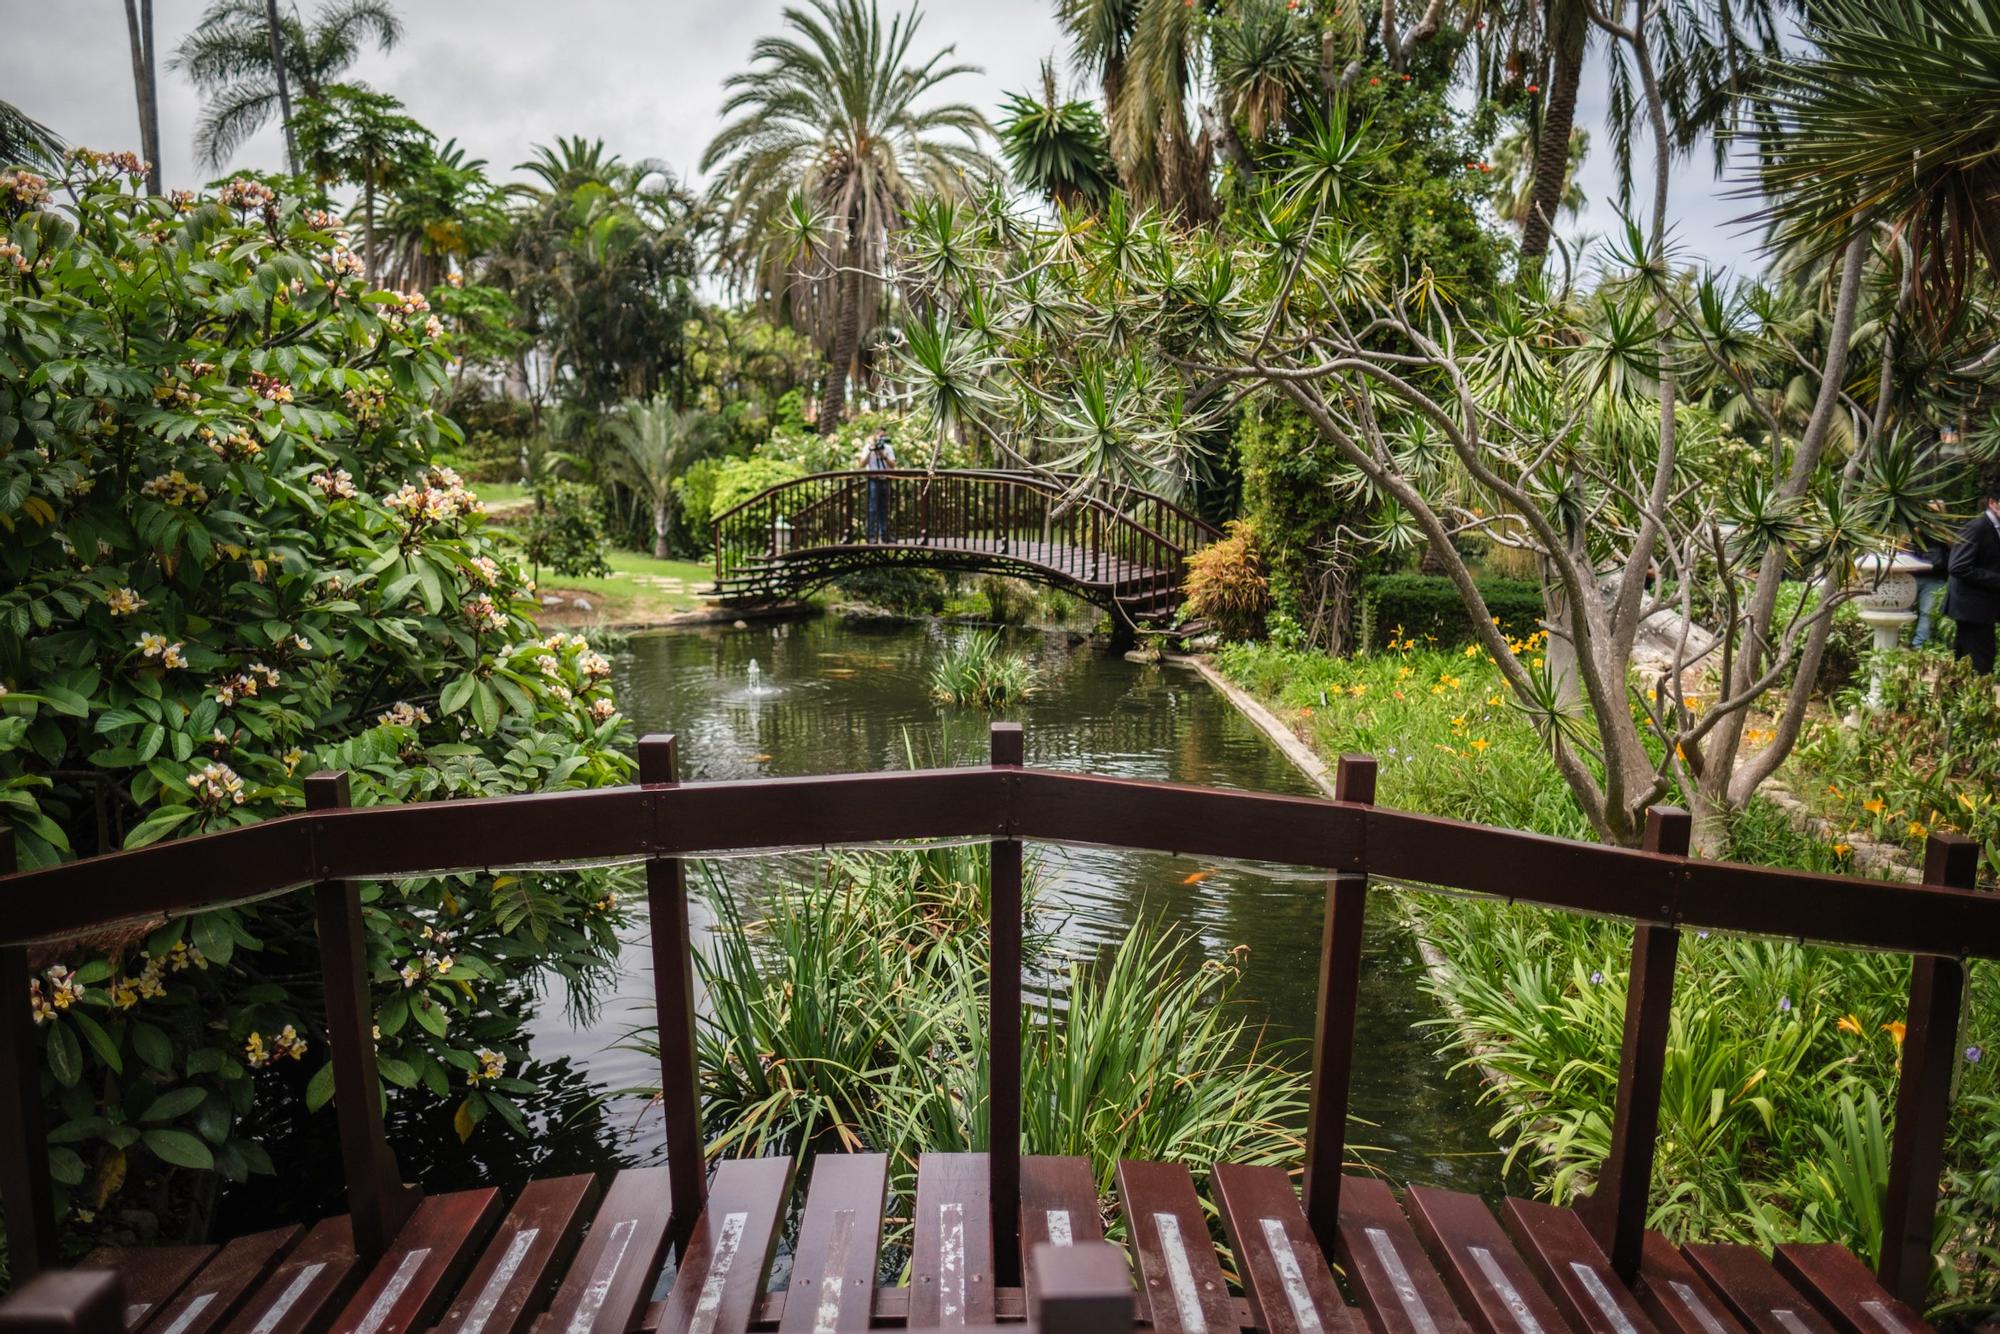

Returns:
777,1154,885,1333
1499,1200,1659,1334
1333,1176,1473,1334
83,1245,214,1331
1404,1186,1574,1334
137,1228,304,1334
909,1153,996,1329
1681,1245,1838,1334
436,1176,601,1334
216,1216,361,1334
1115,1159,1234,1334
657,1157,791,1334
1211,1162,1354,1334
541,1167,676,1334
1770,1245,1930,1334
328,1189,502,1334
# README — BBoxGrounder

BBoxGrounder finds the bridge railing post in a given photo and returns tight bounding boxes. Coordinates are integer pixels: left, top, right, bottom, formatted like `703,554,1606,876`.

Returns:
1582,805,1688,1282
1878,832,1981,1306
305,771,418,1259
1303,755,1374,1258
989,722,1025,1287
641,735,708,1246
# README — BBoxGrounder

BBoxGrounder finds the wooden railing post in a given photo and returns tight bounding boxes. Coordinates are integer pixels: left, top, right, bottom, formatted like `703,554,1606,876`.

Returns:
989,722,1025,1287
1029,1240,1133,1334
0,827,56,1282
304,771,417,1259
1303,755,1375,1258
1878,832,1980,1306
0,1270,125,1334
1584,804,1689,1282
641,735,707,1246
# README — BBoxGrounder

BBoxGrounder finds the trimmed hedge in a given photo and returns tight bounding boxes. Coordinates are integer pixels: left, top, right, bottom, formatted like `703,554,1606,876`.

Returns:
1361,572,1544,648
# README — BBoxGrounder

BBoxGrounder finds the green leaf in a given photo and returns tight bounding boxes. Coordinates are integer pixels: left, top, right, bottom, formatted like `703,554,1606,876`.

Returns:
440,673,476,716
134,1024,178,1073
412,997,449,1039
142,1087,208,1122
472,681,499,735
47,1022,83,1086
142,1127,215,1171
305,1061,336,1112
72,1011,123,1074
375,1055,418,1088
125,804,198,850
49,1146,85,1186
191,911,235,966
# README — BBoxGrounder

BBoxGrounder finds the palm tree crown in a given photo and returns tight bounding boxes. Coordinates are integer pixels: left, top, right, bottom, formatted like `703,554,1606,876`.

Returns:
701,0,995,430
171,0,401,171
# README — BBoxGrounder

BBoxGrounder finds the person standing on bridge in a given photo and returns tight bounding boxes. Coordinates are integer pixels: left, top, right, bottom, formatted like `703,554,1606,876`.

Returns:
859,429,897,542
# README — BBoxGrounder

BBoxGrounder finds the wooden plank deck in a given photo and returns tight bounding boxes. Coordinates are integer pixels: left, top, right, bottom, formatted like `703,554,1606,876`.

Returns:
48,1154,1933,1334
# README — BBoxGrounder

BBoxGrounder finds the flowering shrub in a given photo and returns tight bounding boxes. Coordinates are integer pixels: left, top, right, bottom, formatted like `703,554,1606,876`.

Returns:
1794,650,2000,886
0,155,632,1245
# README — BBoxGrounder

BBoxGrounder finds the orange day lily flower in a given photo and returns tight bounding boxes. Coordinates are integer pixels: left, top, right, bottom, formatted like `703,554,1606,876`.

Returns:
1884,1020,1907,1048
1837,1014,1865,1037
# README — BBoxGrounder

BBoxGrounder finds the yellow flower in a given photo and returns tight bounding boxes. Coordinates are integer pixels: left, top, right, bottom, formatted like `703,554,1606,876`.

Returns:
1471,738,1490,753
1487,693,1505,707
1826,784,1842,799
1451,714,1467,729
1959,792,1978,811
1682,695,1704,712
1862,798,1886,815
1832,843,1852,858
1837,1014,1865,1037
1348,683,1367,697
1883,1020,1907,1048
1463,643,1481,659
1906,821,1927,839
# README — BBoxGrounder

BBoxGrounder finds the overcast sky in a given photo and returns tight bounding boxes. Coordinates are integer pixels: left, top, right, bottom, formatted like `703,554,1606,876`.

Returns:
4,0,1765,277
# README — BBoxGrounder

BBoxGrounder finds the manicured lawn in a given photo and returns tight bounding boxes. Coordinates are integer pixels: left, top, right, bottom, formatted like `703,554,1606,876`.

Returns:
532,550,717,625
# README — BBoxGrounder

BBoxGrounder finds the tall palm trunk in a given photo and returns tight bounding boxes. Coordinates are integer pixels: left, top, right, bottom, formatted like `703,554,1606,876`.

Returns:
653,497,672,559
821,232,863,434
1520,32,1584,262
265,0,298,174
122,0,162,195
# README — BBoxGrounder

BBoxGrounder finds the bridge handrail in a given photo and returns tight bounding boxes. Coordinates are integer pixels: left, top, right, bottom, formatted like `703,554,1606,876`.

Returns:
0,729,1981,1306
709,469,1197,556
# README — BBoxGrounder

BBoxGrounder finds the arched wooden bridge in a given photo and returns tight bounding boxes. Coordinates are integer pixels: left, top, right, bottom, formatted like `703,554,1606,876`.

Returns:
709,470,1223,630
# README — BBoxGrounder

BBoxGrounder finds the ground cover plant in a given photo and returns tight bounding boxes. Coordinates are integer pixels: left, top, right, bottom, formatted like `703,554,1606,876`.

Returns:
1216,639,2000,1311
0,156,633,1260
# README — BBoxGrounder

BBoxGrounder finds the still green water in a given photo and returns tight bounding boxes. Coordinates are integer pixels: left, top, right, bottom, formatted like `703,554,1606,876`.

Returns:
223,616,1504,1234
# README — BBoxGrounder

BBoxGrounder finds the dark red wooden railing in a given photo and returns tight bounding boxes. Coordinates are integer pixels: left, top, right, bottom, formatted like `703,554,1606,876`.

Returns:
0,724,1988,1310
708,470,1222,625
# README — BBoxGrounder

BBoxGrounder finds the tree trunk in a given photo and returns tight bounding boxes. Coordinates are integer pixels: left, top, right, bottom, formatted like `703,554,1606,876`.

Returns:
363,175,377,277
821,235,863,435
1520,32,1584,262
265,0,298,175
653,497,672,560
122,0,162,195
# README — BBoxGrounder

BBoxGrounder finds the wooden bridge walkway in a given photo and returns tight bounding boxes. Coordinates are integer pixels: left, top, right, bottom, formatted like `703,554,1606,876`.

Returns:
1,727,1988,1333
708,471,1223,631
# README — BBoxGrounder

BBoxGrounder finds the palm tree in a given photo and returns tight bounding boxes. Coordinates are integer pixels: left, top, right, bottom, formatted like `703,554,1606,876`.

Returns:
0,99,62,171
604,398,720,557
998,62,1116,209
377,139,500,290
701,0,995,433
171,0,402,172
1753,0,2000,320
1490,122,1586,233
122,0,162,193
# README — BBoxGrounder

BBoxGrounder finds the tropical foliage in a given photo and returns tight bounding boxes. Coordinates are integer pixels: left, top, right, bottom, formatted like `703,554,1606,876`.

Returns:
0,157,630,1245
701,0,994,429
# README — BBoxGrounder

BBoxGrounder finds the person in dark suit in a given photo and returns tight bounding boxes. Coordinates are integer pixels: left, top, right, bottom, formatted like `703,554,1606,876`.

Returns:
1946,482,2000,675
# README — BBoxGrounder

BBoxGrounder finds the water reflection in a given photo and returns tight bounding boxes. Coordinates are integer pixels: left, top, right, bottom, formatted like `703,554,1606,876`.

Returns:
220,616,1508,1234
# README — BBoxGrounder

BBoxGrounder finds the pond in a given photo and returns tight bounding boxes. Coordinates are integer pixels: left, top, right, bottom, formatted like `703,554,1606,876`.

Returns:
221,616,1506,1234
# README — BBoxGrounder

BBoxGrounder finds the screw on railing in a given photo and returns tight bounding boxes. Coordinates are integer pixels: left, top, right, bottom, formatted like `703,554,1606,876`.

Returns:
1879,832,1981,1306
0,827,56,1282
0,1269,125,1334
989,722,1026,1287
1582,804,1690,1282
640,735,707,1246
305,772,418,1259
1302,755,1375,1258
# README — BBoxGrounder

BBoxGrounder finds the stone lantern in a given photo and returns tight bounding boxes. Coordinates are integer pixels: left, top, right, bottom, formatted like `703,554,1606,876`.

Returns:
1849,550,1933,706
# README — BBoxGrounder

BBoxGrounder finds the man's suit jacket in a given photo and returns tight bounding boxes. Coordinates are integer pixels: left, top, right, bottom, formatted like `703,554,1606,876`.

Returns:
1946,511,2000,624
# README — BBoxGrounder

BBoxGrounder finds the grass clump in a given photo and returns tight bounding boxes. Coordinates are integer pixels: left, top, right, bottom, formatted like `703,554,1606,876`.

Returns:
626,844,1306,1200
929,630,1037,710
